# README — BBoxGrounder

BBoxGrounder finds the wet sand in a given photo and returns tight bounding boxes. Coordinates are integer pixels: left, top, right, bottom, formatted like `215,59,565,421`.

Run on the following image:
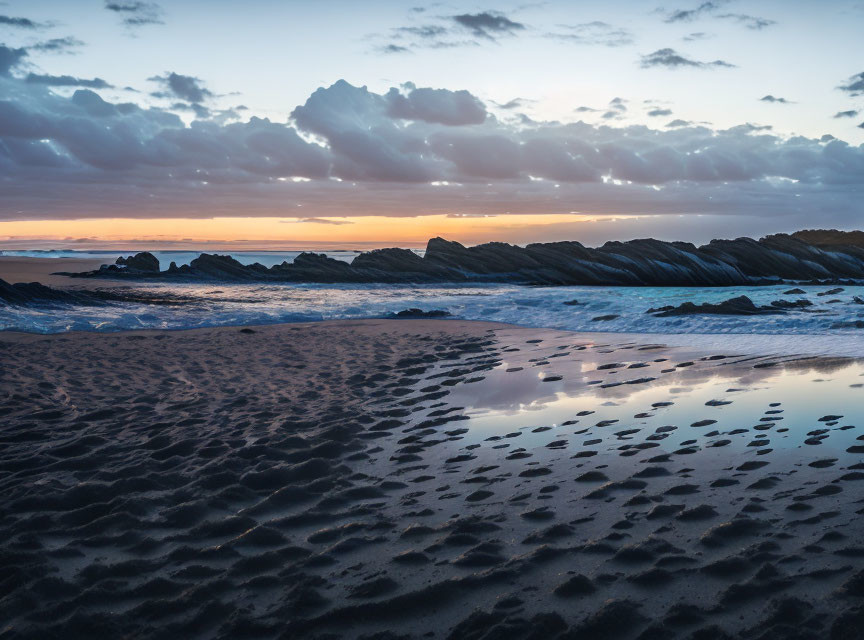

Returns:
2,319,864,639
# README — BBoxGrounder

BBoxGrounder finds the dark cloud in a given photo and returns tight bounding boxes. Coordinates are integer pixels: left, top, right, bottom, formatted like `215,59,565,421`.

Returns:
380,43,411,54
666,119,692,127
0,15,43,29
760,95,792,104
640,48,735,69
600,97,628,121
664,1,726,23
30,37,86,54
0,45,27,75
682,32,710,41
859,122,864,129
647,108,673,117
717,13,776,30
386,84,487,125
149,72,212,103
546,21,634,47
1,76,863,227
834,110,860,119
838,72,864,97
25,73,113,89
451,12,525,40
375,11,525,53
575,106,599,113
169,101,211,119
104,1,163,27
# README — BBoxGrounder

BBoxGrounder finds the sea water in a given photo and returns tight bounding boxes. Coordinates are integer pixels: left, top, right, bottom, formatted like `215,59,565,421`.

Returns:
2,279,864,356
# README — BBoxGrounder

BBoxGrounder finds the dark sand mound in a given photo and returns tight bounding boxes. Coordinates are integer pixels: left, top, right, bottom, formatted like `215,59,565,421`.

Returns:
2,320,864,639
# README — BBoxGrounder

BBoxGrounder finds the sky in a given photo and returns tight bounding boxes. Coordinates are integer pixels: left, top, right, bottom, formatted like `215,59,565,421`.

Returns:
0,0,863,249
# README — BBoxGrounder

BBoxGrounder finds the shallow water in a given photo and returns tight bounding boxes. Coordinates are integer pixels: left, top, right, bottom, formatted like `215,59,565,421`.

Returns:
445,340,864,459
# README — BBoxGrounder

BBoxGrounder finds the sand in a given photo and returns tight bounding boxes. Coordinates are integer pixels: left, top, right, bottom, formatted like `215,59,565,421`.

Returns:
2,319,864,639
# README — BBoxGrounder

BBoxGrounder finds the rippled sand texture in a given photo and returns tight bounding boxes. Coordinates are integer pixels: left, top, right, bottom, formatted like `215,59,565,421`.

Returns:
3,320,864,639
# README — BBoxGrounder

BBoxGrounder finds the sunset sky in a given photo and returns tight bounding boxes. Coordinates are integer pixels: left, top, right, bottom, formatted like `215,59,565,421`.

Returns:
1,0,863,248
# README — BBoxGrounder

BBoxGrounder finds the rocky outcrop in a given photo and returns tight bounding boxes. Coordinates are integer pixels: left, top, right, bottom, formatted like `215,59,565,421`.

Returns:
389,309,452,319
792,229,864,249
0,278,97,306
116,251,160,272
0,277,197,307
646,296,785,317
58,230,864,286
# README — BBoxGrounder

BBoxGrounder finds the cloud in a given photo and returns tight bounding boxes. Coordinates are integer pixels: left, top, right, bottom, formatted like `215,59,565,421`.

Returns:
283,218,354,225
759,95,792,104
149,72,212,103
394,25,449,39
104,1,163,27
600,97,628,120
640,48,735,69
838,71,864,96
0,15,44,29
0,45,27,75
647,108,673,117
169,101,211,119
665,3,774,30
666,119,692,127
834,110,860,118
545,21,634,47
379,43,411,54
30,37,86,54
374,12,523,53
493,98,528,110
664,1,726,23
386,84,487,125
25,73,113,89
373,24,473,54
451,12,525,40
1,76,863,229
717,13,776,30
682,32,710,41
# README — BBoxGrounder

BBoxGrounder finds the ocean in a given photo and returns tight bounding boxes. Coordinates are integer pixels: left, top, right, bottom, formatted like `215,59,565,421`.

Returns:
1,251,863,357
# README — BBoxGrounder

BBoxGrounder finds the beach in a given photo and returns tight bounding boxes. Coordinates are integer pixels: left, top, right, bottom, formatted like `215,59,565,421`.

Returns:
3,318,864,638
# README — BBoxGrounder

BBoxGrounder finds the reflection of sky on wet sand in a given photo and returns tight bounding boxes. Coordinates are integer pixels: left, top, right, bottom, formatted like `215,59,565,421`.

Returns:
443,330,864,460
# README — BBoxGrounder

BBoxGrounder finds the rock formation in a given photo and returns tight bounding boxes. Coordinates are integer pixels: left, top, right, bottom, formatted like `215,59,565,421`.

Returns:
57,231,864,286
646,296,786,317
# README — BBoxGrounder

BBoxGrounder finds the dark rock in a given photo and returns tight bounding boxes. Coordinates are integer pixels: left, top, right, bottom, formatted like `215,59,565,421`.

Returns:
59,231,864,286
0,278,104,307
769,298,812,309
389,309,452,319
116,252,160,272
648,296,784,317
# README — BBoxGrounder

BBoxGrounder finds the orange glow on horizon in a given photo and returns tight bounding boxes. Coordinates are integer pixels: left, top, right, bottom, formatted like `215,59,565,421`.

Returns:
0,214,641,249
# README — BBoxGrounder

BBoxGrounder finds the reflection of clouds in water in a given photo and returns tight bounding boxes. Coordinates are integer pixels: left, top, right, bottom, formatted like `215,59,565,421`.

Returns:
446,331,864,456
